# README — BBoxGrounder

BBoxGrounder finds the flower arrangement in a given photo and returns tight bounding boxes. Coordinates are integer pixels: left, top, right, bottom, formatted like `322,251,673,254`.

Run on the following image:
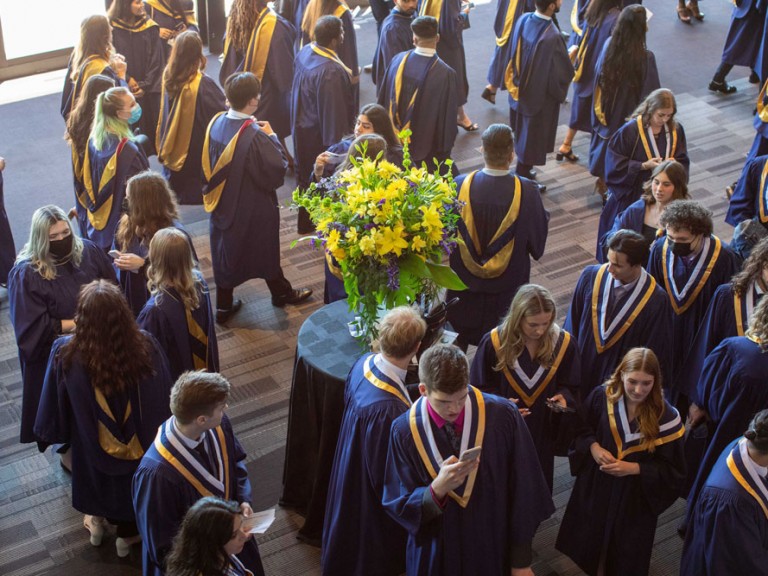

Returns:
291,133,466,343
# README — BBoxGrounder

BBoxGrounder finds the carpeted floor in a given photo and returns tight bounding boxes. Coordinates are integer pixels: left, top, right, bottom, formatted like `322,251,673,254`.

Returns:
0,0,760,574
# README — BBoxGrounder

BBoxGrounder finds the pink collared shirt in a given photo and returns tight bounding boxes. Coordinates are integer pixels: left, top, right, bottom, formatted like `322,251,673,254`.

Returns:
426,399,466,435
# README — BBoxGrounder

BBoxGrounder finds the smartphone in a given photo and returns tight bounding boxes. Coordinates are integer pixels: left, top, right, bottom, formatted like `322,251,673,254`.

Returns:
546,399,576,413
323,152,345,166
108,250,121,259
459,446,482,462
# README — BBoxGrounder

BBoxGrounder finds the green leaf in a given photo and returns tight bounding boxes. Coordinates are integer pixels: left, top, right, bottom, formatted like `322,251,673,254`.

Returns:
425,261,467,290
398,253,431,279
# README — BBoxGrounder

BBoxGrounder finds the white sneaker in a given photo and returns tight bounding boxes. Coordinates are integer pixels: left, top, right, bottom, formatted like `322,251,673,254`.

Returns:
116,535,141,558
83,515,104,546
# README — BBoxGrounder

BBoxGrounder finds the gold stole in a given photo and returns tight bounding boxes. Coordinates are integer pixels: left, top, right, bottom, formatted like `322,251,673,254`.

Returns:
572,27,590,82
758,156,768,224
157,72,203,172
409,388,486,508
309,43,352,76
606,396,684,460
95,388,145,460
243,7,277,82
758,78,768,124
727,449,768,520
391,52,421,131
497,0,522,46
201,112,256,212
82,138,128,231
363,355,410,407
110,16,158,33
661,236,722,315
72,55,111,114
419,0,443,21
590,265,657,354
185,307,209,370
490,328,571,408
504,34,524,101
570,1,583,36
593,84,607,126
145,0,198,26
71,146,86,209
636,115,678,161
457,171,521,278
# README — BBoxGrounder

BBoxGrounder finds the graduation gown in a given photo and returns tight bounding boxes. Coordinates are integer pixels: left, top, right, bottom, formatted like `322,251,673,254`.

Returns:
34,332,173,521
720,0,766,68
113,221,195,316
726,153,768,227
202,112,287,288
647,235,740,399
291,42,355,191
685,336,768,517
143,0,199,61
596,117,689,261
136,278,219,382
322,354,412,576
372,9,415,87
111,17,164,155
382,388,555,576
680,438,768,576
446,170,549,345
555,386,686,576
60,55,123,121
83,135,149,251
568,9,620,133
485,0,534,89
0,169,15,284
679,282,762,400
377,49,458,167
8,239,116,444
588,42,660,180
747,79,768,163
599,197,660,260
418,0,469,105
506,13,573,166
564,264,673,397
218,7,296,139
470,327,580,491
157,73,227,205
132,414,263,576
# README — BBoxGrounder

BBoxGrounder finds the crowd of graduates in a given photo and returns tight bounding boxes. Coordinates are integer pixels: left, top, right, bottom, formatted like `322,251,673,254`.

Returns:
0,0,768,574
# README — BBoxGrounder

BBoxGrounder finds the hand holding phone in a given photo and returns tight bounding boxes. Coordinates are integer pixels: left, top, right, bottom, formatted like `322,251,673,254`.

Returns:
459,446,481,462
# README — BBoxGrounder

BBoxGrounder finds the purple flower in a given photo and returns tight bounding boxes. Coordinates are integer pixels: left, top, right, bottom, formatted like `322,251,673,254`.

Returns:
378,199,386,206
364,223,377,230
387,263,400,291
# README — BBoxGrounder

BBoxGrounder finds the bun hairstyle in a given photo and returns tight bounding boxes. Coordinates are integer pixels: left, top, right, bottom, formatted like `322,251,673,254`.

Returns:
745,409,768,455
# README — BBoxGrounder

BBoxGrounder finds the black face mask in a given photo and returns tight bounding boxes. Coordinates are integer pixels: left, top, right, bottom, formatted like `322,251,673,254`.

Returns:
670,240,693,257
49,234,73,261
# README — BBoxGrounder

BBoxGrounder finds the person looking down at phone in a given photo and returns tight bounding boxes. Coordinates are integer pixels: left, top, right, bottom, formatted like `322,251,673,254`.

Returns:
470,284,580,492
383,344,554,576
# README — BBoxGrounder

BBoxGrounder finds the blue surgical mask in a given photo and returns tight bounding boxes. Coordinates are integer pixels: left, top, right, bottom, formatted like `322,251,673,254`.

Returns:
128,104,142,125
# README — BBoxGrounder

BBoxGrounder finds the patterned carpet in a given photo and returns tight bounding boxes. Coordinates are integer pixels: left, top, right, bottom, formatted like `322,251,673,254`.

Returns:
0,0,760,573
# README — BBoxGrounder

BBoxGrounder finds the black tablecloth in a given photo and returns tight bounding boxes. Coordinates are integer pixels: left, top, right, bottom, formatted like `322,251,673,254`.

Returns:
280,299,363,545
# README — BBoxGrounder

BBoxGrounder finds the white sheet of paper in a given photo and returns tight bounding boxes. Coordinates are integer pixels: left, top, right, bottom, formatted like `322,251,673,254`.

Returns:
242,508,276,534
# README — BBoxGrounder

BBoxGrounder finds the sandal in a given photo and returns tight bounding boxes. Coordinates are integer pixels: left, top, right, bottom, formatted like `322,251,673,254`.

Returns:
676,6,691,23
481,87,497,105
556,147,580,162
458,121,480,132
687,0,704,20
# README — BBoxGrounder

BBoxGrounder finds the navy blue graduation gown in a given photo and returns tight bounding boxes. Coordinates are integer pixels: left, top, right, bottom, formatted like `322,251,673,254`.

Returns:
726,153,768,227
568,9,620,133
291,43,355,191
747,80,768,163
599,197,658,259
322,354,412,576
681,438,768,576
556,386,686,576
508,13,573,166
647,235,739,399
143,0,199,62
136,278,219,382
204,113,287,288
159,75,227,205
61,57,123,121
0,169,15,284
596,118,689,261
377,50,458,167
470,327,580,491
421,0,469,105
84,135,149,251
679,282,761,400
446,170,549,345
111,18,165,151
485,0,534,89
132,414,263,576
8,239,116,444
34,332,172,521
756,12,768,84
685,336,768,515
218,10,296,139
382,388,555,576
372,9,415,87
720,0,766,68
588,42,659,180
564,264,673,397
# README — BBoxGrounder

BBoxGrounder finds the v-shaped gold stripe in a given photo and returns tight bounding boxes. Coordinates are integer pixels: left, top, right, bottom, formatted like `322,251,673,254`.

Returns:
661,237,722,315
94,388,145,460
363,356,410,407
185,307,208,371
606,398,684,460
727,450,768,520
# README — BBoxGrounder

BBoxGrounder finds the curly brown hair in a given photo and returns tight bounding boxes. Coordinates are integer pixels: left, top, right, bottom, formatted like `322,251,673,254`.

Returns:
163,30,206,98
731,237,768,297
225,0,265,54
116,171,180,251
747,295,768,351
61,280,153,396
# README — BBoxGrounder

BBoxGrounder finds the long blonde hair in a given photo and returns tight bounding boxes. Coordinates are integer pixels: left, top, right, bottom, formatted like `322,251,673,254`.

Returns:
301,0,342,40
605,347,665,452
494,284,558,370
16,206,84,281
71,15,113,82
146,228,200,309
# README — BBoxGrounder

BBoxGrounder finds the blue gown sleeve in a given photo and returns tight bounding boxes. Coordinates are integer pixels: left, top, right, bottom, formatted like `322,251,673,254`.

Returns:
563,270,588,339
34,338,71,444
725,155,762,226
8,265,62,362
525,188,550,260
697,343,733,419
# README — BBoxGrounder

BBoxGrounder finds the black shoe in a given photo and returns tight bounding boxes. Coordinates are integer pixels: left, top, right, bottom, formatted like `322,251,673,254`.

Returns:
216,299,242,324
708,80,736,94
749,71,761,84
528,169,537,179
272,288,313,308
537,183,547,194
